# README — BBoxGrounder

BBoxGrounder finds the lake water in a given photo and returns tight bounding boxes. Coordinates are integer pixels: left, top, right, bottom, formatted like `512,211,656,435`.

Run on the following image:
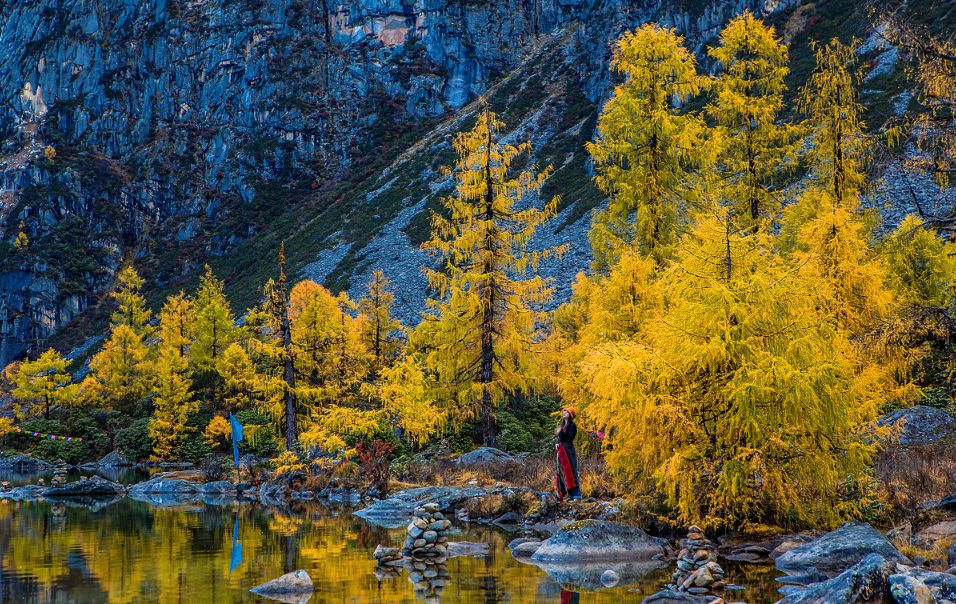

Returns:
0,471,786,603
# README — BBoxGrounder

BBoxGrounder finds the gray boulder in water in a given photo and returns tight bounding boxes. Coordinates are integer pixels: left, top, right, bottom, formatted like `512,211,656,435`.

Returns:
775,522,910,575
249,569,313,603
0,454,52,471
97,450,132,468
531,520,665,562
777,553,894,603
43,475,126,498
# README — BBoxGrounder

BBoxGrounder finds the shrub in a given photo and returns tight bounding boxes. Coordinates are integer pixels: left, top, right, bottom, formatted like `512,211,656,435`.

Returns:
200,455,234,481
116,417,152,461
355,438,395,494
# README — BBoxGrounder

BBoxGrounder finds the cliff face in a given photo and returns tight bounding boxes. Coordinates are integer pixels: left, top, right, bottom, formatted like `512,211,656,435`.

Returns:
6,0,943,365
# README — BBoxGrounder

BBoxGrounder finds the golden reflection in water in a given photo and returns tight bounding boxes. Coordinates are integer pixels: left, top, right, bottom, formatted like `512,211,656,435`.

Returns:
0,498,782,603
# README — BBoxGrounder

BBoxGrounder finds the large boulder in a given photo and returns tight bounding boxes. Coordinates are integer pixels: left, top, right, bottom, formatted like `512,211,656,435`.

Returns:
889,566,956,603
530,520,665,563
878,405,956,446
0,454,52,471
776,522,911,575
778,553,893,604
43,475,126,498
97,450,131,468
249,569,313,602
455,447,521,466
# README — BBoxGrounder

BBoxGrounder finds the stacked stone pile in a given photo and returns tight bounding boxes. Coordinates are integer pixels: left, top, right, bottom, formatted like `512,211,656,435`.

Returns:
407,559,449,602
671,525,726,594
51,460,68,487
403,503,451,560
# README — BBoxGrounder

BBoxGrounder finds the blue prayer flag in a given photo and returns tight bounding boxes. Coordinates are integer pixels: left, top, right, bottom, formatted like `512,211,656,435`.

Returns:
229,413,243,469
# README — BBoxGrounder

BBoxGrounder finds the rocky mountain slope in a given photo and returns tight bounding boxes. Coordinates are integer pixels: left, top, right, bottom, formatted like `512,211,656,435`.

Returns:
0,0,952,364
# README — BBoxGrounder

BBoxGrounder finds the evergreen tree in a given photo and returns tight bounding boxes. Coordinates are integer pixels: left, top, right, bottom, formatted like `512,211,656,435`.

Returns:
707,12,795,231
586,24,708,267
415,108,563,445
110,266,152,336
6,348,78,419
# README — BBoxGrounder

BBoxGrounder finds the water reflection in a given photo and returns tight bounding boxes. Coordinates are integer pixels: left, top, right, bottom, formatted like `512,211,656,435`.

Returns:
0,493,785,603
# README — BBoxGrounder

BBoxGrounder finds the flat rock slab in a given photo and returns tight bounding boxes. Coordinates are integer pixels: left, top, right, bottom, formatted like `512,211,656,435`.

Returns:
250,569,313,603
531,520,665,563
775,522,911,575
777,553,894,603
0,484,45,501
43,476,126,498
354,486,492,528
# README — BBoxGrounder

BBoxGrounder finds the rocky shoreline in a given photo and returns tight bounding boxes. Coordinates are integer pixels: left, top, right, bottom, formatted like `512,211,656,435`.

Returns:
3,450,956,602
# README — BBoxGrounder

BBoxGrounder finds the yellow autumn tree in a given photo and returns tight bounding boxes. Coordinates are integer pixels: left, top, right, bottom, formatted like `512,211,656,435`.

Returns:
6,348,78,419
190,266,238,373
82,324,152,414
586,24,709,268
110,266,152,336
707,12,796,231
148,293,199,460
573,207,901,528
413,108,563,445
357,269,403,371
148,345,198,460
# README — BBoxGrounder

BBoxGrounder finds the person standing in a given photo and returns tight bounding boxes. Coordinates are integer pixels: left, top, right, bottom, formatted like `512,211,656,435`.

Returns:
555,407,581,500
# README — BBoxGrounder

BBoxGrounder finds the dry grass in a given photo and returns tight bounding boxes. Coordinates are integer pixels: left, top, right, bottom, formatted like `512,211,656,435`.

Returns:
399,451,624,499
875,440,956,521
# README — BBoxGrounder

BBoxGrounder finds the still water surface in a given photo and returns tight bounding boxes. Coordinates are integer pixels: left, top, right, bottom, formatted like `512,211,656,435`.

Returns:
0,470,784,603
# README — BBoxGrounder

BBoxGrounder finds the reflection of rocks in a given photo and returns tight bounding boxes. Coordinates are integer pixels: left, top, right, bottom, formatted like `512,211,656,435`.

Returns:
374,545,404,567
532,560,666,591
43,476,125,498
776,522,911,575
249,569,314,604
407,558,449,602
55,495,124,512
403,503,450,560
669,526,724,593
531,520,665,563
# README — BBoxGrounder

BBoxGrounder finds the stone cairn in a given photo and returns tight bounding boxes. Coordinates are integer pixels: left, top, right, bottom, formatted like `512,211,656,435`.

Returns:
403,503,451,560
407,558,450,602
51,460,68,487
671,525,726,594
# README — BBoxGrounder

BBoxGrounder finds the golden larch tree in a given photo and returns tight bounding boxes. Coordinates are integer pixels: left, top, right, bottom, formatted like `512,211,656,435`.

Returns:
586,24,708,267
415,108,563,445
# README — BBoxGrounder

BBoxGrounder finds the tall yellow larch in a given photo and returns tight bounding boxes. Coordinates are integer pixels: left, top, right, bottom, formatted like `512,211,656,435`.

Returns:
414,108,563,445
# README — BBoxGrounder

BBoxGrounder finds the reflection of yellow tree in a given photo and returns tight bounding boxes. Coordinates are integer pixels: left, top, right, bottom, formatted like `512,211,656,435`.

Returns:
1,501,658,602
